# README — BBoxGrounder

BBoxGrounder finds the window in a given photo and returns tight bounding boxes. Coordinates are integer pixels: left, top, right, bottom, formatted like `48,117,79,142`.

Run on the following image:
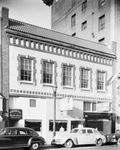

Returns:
71,14,76,27
49,120,67,131
84,102,96,112
99,0,105,8
97,71,106,91
72,0,76,8
72,33,76,36
81,21,87,31
25,119,41,132
80,68,91,89
43,61,54,84
82,0,87,11
20,57,33,81
99,15,105,31
62,65,73,87
30,99,36,107
98,38,105,44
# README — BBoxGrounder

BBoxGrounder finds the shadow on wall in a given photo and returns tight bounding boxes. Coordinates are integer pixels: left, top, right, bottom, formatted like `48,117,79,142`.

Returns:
67,106,83,119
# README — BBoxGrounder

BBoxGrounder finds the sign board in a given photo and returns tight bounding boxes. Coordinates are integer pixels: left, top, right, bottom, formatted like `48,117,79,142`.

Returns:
96,102,110,112
9,109,22,120
60,97,73,111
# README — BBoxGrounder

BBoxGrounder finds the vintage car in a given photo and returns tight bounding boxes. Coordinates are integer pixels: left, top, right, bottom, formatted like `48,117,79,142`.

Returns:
105,129,120,145
0,127,45,150
51,127,106,148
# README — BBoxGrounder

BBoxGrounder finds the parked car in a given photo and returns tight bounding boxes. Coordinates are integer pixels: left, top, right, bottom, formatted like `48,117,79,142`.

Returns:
51,127,106,148
105,129,120,145
0,127,45,150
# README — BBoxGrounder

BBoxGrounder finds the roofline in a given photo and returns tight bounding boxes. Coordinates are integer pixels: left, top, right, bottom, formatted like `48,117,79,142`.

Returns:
6,28,116,59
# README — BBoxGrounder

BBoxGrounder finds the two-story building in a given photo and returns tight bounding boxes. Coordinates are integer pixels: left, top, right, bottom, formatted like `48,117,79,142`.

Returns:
0,7,116,143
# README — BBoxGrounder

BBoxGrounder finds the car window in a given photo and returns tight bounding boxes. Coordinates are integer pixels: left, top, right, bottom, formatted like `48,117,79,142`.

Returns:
87,129,93,133
28,129,38,136
93,129,99,134
79,129,86,134
71,129,79,133
7,129,17,135
0,129,7,135
18,130,27,135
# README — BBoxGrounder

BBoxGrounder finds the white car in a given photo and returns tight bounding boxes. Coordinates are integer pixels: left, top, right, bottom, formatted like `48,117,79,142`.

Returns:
51,127,106,148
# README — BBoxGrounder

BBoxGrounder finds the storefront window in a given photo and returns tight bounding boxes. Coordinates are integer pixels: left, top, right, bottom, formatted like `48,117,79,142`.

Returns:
71,120,83,130
25,119,42,131
49,120,67,131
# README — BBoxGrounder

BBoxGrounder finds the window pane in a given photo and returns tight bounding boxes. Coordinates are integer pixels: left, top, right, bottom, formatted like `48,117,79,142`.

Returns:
43,62,53,84
84,102,91,111
82,0,87,11
49,120,67,131
20,58,32,81
99,15,105,31
63,65,72,86
97,71,105,90
81,68,89,88
30,99,36,107
71,14,76,27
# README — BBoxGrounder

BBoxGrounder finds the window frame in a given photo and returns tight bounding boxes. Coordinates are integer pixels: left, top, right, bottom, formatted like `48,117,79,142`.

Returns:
81,20,87,31
99,0,105,8
41,60,57,86
62,64,74,88
81,0,87,11
83,102,96,112
99,15,105,31
96,70,106,91
30,99,36,107
80,67,91,90
71,14,76,28
49,120,67,131
17,55,36,84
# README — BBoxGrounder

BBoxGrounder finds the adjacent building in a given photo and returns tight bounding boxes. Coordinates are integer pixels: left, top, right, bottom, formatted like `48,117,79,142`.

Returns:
51,0,120,130
0,7,116,143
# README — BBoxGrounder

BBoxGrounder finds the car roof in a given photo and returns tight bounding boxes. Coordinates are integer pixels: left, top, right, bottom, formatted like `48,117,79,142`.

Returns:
1,127,34,130
73,127,97,130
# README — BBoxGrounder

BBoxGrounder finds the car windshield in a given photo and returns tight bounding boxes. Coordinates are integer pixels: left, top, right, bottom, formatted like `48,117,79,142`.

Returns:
71,129,79,133
93,129,99,134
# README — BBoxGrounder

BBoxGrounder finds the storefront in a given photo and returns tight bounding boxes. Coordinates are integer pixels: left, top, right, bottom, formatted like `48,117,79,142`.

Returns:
84,112,115,134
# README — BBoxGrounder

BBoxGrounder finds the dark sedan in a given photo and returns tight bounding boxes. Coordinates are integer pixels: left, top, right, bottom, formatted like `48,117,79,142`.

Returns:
105,129,120,145
0,127,45,150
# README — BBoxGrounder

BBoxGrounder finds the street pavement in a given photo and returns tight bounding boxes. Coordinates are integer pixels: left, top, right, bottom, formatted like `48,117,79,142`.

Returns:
11,144,120,150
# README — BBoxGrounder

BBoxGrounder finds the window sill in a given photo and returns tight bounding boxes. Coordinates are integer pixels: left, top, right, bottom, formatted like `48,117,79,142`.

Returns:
62,86,74,90
19,81,34,85
80,88,91,91
97,90,106,93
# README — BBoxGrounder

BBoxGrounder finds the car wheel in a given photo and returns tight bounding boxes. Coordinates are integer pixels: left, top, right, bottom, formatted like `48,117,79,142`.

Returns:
117,138,120,146
64,139,73,148
30,143,39,150
96,138,103,146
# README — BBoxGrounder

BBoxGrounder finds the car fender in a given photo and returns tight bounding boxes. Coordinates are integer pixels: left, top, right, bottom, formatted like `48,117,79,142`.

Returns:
62,136,78,145
27,137,41,146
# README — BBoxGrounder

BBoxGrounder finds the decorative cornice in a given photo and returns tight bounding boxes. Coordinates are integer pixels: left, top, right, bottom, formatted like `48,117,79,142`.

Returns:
10,89,112,102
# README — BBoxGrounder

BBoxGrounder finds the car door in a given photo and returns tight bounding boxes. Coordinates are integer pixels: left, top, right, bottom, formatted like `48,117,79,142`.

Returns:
0,128,18,148
17,129,31,147
86,129,96,144
77,129,88,145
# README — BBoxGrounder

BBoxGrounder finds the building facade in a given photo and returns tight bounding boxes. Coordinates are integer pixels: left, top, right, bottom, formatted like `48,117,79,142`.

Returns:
51,0,120,130
0,7,116,143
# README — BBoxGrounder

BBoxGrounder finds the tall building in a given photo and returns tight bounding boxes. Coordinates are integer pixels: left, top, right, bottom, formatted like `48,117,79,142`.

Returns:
0,7,116,143
51,0,120,130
